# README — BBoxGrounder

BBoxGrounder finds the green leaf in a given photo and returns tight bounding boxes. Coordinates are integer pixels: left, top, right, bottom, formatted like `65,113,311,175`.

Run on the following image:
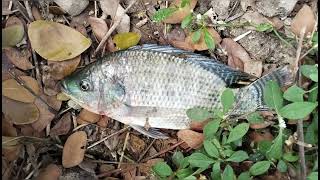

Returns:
238,172,251,180
186,107,213,121
301,65,318,82
203,119,221,139
152,162,173,177
308,83,318,102
307,172,318,180
192,29,202,43
255,23,273,32
188,153,215,169
263,81,283,111
181,0,191,8
203,140,220,158
226,123,249,143
312,32,318,45
280,102,318,120
222,165,234,180
249,161,271,176
226,150,249,162
151,8,177,22
176,168,193,179
283,85,305,102
266,129,283,160
277,160,288,173
221,88,235,113
203,28,215,50
113,32,141,50
247,112,264,124
181,13,193,29
2,25,25,48
184,175,197,180
172,151,184,168
211,162,221,180
283,152,299,162
305,114,318,144
257,140,272,155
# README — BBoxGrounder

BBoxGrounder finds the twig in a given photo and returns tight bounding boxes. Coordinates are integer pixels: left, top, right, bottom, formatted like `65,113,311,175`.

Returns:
31,49,42,89
272,29,294,49
87,126,129,149
14,1,31,23
24,0,34,21
233,30,252,42
141,140,184,162
137,139,156,162
93,0,137,56
299,44,318,61
97,165,138,178
118,131,130,169
25,161,42,179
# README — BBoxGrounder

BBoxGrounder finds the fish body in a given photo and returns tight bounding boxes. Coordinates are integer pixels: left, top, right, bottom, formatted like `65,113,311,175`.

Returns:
61,44,291,137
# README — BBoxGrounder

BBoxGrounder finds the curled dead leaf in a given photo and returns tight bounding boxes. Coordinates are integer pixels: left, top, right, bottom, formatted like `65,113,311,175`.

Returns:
2,96,40,125
35,164,62,180
28,20,91,61
31,97,56,132
50,112,72,136
97,116,110,128
177,129,204,149
185,28,222,51
291,5,316,37
78,109,101,123
47,55,81,80
3,47,34,70
62,131,87,168
163,0,198,24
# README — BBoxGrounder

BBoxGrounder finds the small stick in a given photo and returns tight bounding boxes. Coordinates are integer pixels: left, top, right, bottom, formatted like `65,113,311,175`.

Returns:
97,165,138,178
87,126,129,149
25,161,42,179
24,0,34,21
31,49,42,89
141,140,184,162
137,139,156,162
117,131,130,169
93,0,137,56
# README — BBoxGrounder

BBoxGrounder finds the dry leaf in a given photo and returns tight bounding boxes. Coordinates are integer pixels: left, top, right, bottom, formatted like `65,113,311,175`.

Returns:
2,52,27,81
190,120,210,131
2,116,17,136
122,164,137,180
50,112,72,136
2,25,24,48
291,5,316,37
163,0,198,24
221,38,262,77
35,164,62,180
40,94,62,111
177,129,204,149
3,47,34,70
185,28,222,51
250,121,274,129
2,144,22,162
2,96,40,125
139,158,163,175
47,55,81,80
19,124,45,137
249,130,273,143
113,32,141,50
128,134,146,158
31,6,43,20
62,131,87,168
31,97,56,132
49,6,66,15
28,20,91,61
167,27,194,51
97,116,110,128
78,109,101,123
53,0,89,16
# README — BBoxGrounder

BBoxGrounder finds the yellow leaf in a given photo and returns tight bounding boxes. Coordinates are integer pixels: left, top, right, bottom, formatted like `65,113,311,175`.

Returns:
113,32,141,50
2,25,24,48
28,20,91,61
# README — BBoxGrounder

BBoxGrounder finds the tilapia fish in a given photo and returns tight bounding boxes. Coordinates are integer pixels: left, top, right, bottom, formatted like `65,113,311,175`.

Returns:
61,44,291,138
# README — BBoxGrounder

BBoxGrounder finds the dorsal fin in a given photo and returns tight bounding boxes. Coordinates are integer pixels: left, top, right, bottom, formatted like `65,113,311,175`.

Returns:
129,44,257,86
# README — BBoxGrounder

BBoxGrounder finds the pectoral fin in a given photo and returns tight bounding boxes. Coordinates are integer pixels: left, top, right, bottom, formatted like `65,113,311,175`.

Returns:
129,124,169,139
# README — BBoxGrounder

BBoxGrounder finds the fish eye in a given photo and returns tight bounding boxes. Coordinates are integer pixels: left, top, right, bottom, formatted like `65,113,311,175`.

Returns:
79,79,92,91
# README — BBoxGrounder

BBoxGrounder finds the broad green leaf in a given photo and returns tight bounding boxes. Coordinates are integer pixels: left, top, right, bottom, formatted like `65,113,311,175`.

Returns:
312,32,318,45
28,20,91,61
203,119,221,139
280,102,318,120
152,162,173,178
192,29,202,43
249,161,271,176
176,168,193,179
181,13,192,29
247,112,264,124
263,81,283,111
226,150,249,162
2,25,24,48
180,157,190,169
180,0,191,7
310,73,318,82
203,140,219,158
184,176,197,180
308,83,318,102
305,113,318,144
211,162,221,180
187,107,213,121
226,123,249,143
283,152,299,162
203,28,215,50
277,160,288,172
301,65,318,82
257,140,272,155
222,165,234,180
307,172,318,180
283,85,305,102
172,151,184,168
266,129,283,160
151,7,177,22
238,172,251,180
188,153,215,169
113,32,141,50
223,148,235,158
255,23,273,32
221,88,235,113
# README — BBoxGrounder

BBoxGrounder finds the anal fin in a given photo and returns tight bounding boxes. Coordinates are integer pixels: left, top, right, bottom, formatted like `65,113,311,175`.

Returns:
129,124,169,139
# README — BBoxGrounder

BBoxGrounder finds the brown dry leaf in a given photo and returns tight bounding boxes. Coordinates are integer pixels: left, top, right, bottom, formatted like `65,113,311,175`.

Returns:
62,131,87,168
250,121,274,129
47,55,81,80
40,94,62,111
35,164,62,180
128,134,146,158
97,116,110,128
2,96,40,125
291,5,316,37
99,164,115,173
177,129,204,149
6,16,25,27
2,76,40,103
190,120,209,131
76,116,89,125
2,144,22,162
221,38,262,77
49,6,67,15
50,112,72,136
185,28,222,51
19,124,45,137
121,164,137,180
249,130,273,143
28,20,91,61
3,47,34,70
139,158,163,175
2,52,27,81
31,6,43,20
70,20,88,37
2,116,17,136
163,0,198,24
167,27,194,51
78,109,101,123
31,97,56,132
